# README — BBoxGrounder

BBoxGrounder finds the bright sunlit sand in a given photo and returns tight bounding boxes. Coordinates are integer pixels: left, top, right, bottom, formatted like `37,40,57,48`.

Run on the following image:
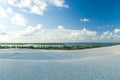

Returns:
0,45,119,80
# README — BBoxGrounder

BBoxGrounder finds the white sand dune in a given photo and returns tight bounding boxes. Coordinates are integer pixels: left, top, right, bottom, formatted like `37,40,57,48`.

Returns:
0,45,120,80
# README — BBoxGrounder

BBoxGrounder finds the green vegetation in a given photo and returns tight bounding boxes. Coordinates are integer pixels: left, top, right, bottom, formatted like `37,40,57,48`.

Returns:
0,45,102,50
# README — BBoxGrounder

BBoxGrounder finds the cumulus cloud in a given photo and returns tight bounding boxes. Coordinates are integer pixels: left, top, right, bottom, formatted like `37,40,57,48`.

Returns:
6,0,17,6
0,24,120,43
0,25,7,35
13,25,98,43
30,4,47,15
58,25,64,30
80,18,90,22
11,13,27,26
49,0,69,8
18,24,43,36
17,0,32,8
0,0,68,27
114,29,120,33
6,7,13,14
0,0,68,15
0,6,13,18
0,6,8,18
9,25,120,43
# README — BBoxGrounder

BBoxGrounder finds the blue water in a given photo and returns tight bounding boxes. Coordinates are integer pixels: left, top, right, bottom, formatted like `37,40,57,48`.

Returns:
65,43,119,47
0,43,119,47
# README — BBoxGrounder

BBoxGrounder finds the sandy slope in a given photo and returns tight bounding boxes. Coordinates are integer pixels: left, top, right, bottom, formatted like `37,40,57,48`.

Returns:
0,45,120,80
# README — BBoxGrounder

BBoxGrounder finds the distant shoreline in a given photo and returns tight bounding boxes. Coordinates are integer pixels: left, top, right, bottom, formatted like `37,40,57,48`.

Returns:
0,45,106,50
0,43,119,50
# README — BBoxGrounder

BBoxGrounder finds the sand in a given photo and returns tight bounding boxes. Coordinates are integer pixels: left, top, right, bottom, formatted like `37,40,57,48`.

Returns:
0,45,120,80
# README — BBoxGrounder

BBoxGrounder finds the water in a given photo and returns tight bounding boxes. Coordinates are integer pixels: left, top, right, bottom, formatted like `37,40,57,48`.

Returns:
0,43,119,47
65,43,120,47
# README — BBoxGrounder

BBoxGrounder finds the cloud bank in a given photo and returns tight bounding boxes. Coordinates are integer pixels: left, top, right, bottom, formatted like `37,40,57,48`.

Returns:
0,25,119,43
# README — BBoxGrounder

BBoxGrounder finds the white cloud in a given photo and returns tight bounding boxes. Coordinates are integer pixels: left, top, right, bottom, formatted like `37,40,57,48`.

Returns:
17,0,32,8
31,4,47,15
19,24,43,36
11,13,27,26
114,29,120,33
49,0,69,8
1,23,120,43
98,29,120,42
0,25,7,35
58,25,64,30
14,25,98,43
6,7,13,14
0,6,8,18
0,6,13,18
11,26,120,43
80,18,90,22
0,0,69,15
6,0,17,6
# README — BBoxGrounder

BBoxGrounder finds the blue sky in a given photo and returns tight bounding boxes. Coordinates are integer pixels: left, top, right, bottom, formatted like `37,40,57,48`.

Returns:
0,0,120,43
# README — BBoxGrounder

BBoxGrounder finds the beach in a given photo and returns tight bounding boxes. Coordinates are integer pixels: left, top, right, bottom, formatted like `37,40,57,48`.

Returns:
0,45,120,80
